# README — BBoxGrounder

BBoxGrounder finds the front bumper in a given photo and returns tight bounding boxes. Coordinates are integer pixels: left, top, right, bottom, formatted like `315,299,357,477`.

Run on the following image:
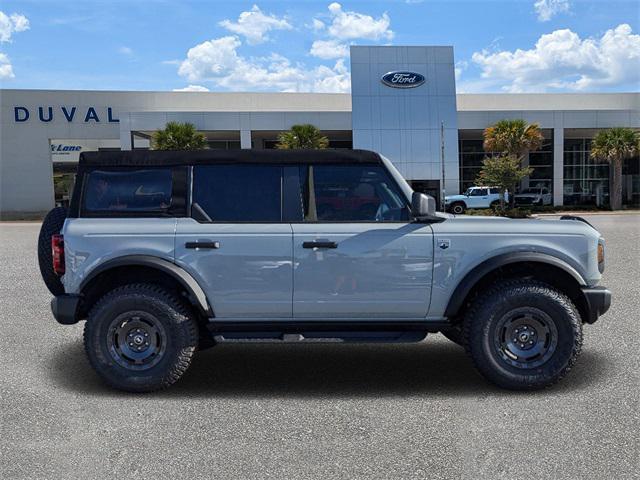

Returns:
581,286,612,324
51,294,81,325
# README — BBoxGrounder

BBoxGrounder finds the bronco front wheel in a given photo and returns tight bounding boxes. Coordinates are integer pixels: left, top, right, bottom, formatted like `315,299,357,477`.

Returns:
84,283,198,392
463,280,582,390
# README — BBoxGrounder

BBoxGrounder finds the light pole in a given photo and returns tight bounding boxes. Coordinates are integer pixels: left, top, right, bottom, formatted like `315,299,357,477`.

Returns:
440,121,446,211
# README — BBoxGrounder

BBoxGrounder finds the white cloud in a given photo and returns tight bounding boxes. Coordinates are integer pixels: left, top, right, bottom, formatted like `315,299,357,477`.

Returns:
533,0,570,22
311,18,325,32
0,11,29,43
219,5,292,45
118,46,133,56
173,85,210,92
454,60,468,81
177,35,350,93
310,39,349,59
471,24,640,92
322,2,393,41
0,52,14,79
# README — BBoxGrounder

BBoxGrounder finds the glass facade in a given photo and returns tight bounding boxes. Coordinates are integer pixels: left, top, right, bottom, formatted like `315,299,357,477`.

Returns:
458,138,486,193
563,138,609,206
459,132,553,199
527,137,554,192
564,137,640,207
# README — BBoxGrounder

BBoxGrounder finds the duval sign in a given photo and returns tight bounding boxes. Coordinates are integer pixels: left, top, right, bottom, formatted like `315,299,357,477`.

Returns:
13,106,119,123
381,71,425,88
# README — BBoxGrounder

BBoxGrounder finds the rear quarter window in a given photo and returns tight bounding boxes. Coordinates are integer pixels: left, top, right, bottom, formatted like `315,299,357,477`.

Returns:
83,169,173,213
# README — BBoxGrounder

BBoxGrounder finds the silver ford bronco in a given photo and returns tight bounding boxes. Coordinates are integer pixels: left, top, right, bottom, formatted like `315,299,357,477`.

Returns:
38,149,611,392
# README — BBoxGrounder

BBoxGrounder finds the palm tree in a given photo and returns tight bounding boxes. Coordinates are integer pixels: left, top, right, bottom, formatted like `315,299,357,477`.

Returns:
590,127,640,210
152,122,207,150
483,119,544,158
482,119,544,207
276,124,329,150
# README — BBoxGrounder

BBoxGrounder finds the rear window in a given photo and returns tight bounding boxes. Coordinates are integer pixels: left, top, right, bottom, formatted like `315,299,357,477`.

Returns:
83,169,173,213
192,164,282,222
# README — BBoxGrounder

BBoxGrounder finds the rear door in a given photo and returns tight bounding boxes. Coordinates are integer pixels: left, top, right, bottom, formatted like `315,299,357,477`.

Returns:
290,163,434,320
175,164,293,320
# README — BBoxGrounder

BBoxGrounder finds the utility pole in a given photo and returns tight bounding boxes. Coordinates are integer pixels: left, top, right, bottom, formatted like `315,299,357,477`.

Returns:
440,121,446,211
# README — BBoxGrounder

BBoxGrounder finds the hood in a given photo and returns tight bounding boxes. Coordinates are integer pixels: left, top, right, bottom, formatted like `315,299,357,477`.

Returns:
444,194,466,202
440,214,598,236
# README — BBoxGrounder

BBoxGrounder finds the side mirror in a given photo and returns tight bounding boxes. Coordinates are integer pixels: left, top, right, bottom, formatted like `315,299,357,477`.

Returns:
411,192,437,219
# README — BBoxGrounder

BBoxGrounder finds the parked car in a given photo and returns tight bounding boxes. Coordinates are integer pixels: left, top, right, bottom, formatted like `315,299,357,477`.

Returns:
515,187,553,206
38,149,610,392
444,187,507,214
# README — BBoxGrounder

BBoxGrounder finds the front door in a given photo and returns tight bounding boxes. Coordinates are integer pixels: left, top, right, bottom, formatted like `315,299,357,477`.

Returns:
175,164,293,319
466,188,489,208
291,164,434,319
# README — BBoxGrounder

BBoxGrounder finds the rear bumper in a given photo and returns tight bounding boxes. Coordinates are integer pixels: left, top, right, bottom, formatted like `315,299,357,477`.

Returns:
581,286,611,324
51,294,81,325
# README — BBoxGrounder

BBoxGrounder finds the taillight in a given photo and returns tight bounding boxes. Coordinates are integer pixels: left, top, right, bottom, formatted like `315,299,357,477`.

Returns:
52,234,65,275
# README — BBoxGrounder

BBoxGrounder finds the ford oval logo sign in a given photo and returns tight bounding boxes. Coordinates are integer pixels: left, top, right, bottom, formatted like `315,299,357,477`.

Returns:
381,71,425,88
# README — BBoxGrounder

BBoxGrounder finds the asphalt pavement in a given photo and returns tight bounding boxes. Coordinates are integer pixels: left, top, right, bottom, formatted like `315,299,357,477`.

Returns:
1,214,638,479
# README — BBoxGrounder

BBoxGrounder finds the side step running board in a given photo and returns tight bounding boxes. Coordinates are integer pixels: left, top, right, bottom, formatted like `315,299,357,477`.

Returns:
213,331,428,344
206,320,450,344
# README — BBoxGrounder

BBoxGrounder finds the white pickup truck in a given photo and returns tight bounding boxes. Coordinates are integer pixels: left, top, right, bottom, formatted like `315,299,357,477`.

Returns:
445,187,507,214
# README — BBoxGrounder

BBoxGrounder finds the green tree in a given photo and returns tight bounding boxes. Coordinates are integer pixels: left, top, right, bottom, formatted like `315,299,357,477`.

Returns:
590,127,640,210
482,119,544,207
151,122,207,150
476,155,533,210
483,119,544,158
276,124,329,150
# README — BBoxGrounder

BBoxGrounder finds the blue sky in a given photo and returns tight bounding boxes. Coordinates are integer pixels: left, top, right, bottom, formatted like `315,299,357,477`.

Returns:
0,0,638,93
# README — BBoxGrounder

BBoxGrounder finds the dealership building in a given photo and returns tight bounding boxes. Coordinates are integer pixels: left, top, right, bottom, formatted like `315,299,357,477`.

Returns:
1,45,638,217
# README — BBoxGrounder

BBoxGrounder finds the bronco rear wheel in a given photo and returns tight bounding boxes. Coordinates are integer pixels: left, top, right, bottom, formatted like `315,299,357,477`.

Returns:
463,280,582,390
84,283,198,392
37,206,67,295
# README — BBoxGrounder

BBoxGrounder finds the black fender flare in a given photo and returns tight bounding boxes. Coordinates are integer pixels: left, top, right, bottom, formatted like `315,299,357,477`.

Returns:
443,252,586,318
79,255,212,316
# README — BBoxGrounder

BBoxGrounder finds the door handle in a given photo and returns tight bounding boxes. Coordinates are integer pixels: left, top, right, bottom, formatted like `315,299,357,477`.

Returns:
185,241,220,249
303,241,337,249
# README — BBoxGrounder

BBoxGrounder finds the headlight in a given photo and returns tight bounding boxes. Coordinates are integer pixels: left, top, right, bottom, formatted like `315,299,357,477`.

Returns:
597,240,605,273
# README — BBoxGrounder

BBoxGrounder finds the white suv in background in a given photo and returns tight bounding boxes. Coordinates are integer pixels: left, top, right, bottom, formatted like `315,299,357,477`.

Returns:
515,187,553,206
444,187,506,214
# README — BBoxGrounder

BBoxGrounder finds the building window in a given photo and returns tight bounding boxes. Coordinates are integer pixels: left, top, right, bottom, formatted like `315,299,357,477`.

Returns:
459,131,554,200
563,138,609,206
207,140,241,150
564,137,640,207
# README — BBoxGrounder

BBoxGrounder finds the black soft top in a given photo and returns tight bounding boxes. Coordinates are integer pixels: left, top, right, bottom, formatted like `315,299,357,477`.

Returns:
78,149,381,167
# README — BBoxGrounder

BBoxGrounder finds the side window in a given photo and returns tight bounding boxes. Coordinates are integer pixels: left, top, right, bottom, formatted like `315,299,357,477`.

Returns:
83,169,172,213
489,188,499,194
468,188,483,196
299,164,409,222
192,164,281,222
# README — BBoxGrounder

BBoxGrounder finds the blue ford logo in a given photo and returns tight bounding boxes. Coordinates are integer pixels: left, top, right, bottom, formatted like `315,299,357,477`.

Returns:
381,71,425,88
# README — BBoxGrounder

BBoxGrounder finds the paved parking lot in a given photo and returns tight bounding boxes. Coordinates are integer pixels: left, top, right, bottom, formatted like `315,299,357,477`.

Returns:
1,214,638,479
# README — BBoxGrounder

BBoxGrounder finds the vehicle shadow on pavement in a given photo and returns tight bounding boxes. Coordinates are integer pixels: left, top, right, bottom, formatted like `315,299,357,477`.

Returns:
50,336,609,398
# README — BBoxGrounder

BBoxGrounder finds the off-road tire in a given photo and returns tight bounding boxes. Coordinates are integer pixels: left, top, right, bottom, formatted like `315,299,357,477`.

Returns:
450,202,466,215
37,207,67,295
463,280,582,390
84,283,199,393
490,200,500,210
